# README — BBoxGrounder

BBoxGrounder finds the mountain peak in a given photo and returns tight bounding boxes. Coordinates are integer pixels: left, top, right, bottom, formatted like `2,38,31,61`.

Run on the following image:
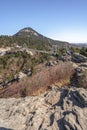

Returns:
15,27,39,37
13,27,69,50
20,27,35,32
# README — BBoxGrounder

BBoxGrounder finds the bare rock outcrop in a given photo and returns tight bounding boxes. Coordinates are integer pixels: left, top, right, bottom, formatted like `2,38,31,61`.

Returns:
0,86,87,130
72,53,87,63
72,63,87,88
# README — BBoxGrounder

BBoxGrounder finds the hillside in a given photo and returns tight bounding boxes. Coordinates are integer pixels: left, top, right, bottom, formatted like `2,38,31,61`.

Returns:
0,28,87,130
0,27,69,50
15,27,69,49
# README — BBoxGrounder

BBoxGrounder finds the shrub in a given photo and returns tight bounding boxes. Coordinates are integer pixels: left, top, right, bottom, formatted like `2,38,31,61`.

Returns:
23,62,74,96
80,47,87,57
56,48,67,58
0,62,74,97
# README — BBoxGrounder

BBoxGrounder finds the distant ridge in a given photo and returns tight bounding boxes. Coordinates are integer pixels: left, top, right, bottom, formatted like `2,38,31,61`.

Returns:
14,27,69,49
71,43,87,48
0,27,70,50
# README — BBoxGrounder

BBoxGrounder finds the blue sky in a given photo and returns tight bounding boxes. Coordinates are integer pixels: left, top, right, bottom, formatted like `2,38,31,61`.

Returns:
0,0,87,43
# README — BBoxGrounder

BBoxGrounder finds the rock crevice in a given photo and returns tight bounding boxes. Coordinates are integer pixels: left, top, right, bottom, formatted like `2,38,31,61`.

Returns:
0,86,87,130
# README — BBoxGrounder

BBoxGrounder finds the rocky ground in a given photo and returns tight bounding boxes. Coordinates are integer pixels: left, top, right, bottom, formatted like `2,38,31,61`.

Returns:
0,86,87,130
0,52,87,130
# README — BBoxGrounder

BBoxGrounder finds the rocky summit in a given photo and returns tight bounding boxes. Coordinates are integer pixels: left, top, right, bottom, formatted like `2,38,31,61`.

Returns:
0,86,87,130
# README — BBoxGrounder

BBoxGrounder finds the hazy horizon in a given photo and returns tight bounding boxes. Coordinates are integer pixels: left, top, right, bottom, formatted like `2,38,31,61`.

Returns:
0,0,87,43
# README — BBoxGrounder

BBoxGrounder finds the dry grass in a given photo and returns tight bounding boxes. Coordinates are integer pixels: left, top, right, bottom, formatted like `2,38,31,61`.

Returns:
0,62,74,98
22,62,74,96
54,79,70,87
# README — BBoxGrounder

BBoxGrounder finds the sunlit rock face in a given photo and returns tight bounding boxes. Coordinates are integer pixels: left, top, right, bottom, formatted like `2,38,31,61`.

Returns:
0,86,87,130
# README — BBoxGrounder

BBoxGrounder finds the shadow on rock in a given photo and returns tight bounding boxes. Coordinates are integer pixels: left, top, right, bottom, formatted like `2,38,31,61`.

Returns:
63,110,79,124
0,128,13,130
57,118,65,130
57,111,80,130
53,88,87,109
69,90,87,108
53,89,68,109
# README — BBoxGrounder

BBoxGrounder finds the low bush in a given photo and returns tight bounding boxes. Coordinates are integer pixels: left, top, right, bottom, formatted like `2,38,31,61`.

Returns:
22,62,74,96
0,62,74,97
80,47,87,57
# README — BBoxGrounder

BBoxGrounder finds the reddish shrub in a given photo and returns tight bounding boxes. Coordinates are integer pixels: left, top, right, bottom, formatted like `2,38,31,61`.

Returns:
24,62,74,96
0,62,74,97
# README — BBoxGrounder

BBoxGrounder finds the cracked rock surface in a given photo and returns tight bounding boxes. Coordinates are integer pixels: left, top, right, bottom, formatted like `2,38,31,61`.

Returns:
0,86,87,130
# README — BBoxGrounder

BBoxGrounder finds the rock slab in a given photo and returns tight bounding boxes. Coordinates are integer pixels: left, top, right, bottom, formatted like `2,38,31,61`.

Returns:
0,86,87,130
